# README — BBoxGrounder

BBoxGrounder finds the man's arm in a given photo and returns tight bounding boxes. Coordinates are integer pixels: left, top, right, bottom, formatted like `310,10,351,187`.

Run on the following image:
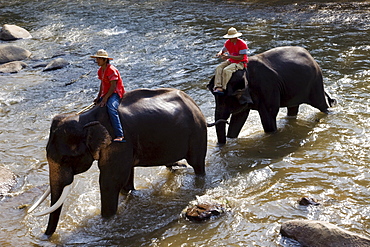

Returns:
99,80,117,107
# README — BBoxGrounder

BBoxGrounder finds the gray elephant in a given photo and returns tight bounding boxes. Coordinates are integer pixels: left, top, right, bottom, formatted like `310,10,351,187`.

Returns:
208,46,336,144
29,88,207,237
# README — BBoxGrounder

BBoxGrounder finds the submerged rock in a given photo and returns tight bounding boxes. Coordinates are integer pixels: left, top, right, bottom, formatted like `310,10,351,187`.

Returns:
0,61,27,73
43,58,69,71
0,24,32,41
280,219,370,247
0,44,31,64
184,203,226,222
298,197,320,206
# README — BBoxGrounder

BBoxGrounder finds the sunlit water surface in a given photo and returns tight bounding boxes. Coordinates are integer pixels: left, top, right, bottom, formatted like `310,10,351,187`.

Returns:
0,0,369,246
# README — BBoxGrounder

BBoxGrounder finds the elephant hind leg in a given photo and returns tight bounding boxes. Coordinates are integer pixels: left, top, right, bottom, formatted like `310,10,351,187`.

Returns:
287,106,299,117
186,135,206,176
120,168,135,193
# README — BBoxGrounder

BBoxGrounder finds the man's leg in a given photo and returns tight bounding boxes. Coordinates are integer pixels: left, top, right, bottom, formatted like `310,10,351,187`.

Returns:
221,62,244,90
214,60,231,90
106,93,124,139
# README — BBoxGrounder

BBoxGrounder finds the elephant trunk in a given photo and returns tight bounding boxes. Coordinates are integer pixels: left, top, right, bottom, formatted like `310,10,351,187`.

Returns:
214,105,231,144
216,121,227,144
44,162,74,236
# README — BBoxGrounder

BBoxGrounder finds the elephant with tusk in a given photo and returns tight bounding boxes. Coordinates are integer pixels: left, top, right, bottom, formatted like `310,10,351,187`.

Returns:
29,88,207,237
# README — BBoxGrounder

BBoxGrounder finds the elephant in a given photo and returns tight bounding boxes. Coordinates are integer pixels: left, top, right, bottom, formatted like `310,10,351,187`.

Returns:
28,88,207,237
207,46,336,144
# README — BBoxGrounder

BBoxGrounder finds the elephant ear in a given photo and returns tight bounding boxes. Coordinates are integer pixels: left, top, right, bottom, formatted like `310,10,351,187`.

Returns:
83,121,111,160
235,70,253,105
227,70,252,105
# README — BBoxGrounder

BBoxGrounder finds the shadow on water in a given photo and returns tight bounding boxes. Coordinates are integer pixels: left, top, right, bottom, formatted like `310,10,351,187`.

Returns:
51,111,328,246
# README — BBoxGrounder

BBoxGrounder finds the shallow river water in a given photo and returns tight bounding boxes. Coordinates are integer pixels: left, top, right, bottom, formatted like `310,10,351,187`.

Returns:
0,0,369,246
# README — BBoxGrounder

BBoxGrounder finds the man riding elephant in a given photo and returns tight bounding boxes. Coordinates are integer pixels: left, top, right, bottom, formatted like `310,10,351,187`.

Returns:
213,27,252,103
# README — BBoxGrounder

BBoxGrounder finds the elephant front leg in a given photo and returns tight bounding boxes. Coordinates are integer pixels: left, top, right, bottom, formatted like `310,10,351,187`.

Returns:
227,109,250,138
98,148,133,218
287,106,299,117
258,104,279,133
99,171,121,218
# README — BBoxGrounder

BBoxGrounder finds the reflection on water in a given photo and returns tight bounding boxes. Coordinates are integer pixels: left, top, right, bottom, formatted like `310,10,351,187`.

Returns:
0,0,369,246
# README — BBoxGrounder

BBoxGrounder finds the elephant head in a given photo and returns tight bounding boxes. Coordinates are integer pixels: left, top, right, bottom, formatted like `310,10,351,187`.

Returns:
29,114,111,236
207,69,253,144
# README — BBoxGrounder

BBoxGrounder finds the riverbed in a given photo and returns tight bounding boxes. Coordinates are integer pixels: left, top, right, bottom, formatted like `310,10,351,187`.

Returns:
0,0,369,246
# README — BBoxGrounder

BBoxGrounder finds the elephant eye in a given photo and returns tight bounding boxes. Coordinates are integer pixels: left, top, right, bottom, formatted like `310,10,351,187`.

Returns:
70,144,78,152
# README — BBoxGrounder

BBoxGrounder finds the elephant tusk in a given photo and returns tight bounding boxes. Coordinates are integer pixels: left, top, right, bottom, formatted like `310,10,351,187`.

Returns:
28,187,51,213
33,183,73,217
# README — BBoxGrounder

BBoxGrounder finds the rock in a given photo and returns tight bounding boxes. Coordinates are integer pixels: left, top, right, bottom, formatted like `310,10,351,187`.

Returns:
0,61,27,73
0,44,31,64
0,167,16,196
43,58,69,71
184,203,225,222
280,219,370,247
32,61,49,68
0,24,32,41
298,197,320,206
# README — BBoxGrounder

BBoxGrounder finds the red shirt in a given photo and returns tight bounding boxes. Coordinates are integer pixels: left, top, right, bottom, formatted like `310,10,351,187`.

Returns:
224,38,248,64
98,64,125,98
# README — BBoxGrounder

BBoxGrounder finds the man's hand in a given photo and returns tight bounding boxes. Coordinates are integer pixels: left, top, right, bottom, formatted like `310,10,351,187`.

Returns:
99,97,108,107
221,54,229,60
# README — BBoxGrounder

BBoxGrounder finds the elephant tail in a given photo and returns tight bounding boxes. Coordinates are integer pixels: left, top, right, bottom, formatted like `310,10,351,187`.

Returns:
325,92,337,107
207,119,229,127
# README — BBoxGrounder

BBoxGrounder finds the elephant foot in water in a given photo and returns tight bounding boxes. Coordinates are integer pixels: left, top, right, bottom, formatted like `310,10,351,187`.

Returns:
184,203,226,222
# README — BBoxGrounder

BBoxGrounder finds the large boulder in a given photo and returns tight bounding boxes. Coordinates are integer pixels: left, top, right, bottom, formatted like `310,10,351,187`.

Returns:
0,44,31,64
281,219,370,247
0,61,27,73
0,24,32,41
43,57,69,71
0,167,16,196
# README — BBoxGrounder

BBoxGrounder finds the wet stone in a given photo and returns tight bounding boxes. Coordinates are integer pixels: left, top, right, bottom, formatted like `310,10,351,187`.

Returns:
184,203,226,222
298,197,320,206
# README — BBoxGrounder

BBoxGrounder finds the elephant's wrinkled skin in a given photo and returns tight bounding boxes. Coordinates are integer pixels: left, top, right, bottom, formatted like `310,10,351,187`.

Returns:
208,46,336,144
43,88,207,236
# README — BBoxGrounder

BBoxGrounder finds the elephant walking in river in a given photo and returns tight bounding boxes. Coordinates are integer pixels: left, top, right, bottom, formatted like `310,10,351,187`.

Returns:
29,88,207,237
208,46,336,144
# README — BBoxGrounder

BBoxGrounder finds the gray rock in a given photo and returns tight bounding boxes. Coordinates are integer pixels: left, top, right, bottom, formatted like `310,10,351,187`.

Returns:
0,167,16,195
0,44,31,64
0,61,27,73
32,61,49,68
281,219,370,247
43,58,69,71
0,24,32,41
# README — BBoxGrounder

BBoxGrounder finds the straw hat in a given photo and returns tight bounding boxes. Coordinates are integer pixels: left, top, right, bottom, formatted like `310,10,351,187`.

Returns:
223,27,242,39
90,49,113,60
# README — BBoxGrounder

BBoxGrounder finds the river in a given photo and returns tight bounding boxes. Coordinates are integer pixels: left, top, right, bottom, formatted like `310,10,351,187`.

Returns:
0,0,369,246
